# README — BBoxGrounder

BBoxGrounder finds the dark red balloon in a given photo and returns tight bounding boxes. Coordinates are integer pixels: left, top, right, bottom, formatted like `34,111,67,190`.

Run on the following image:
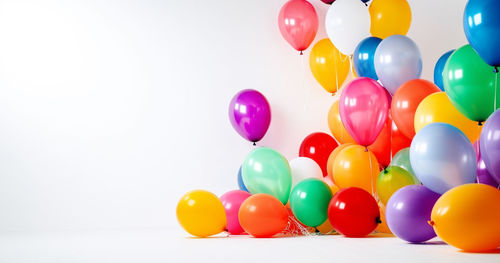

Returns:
299,132,338,177
328,187,380,237
320,0,335,4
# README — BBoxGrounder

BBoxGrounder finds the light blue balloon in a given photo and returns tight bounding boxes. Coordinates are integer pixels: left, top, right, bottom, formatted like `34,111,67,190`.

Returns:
374,35,422,95
410,123,476,194
237,166,249,192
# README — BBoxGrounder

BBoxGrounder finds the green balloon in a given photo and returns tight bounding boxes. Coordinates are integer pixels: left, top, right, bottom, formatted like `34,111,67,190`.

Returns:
289,178,332,227
443,44,500,122
242,147,292,204
390,148,417,179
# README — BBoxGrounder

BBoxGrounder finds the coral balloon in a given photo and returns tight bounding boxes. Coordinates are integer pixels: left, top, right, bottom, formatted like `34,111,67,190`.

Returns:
299,132,339,177
228,89,271,143
339,77,390,146
414,92,482,143
369,0,411,39
327,143,353,179
220,190,251,235
327,100,355,144
239,194,289,238
309,39,350,94
176,190,227,237
430,184,500,252
376,166,418,206
278,0,318,54
328,187,380,237
331,145,380,195
391,79,440,139
289,157,323,188
290,178,333,227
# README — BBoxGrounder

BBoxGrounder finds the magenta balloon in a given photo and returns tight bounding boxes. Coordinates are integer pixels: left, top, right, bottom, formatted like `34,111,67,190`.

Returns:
339,77,390,146
220,190,252,235
228,89,271,143
474,141,500,187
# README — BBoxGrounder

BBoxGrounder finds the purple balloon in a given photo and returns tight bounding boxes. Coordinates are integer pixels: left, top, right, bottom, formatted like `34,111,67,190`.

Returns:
386,185,441,243
474,141,500,187
228,89,271,143
480,109,500,185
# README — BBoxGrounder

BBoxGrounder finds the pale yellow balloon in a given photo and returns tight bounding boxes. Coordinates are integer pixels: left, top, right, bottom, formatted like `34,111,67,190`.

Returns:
414,92,482,142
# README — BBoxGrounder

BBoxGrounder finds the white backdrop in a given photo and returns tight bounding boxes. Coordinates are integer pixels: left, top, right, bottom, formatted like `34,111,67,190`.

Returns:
0,0,467,233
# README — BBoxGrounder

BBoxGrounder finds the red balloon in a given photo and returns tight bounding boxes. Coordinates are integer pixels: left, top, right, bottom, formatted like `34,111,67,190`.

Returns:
320,0,335,4
299,132,339,177
391,79,440,139
278,0,318,54
328,187,380,237
368,114,412,168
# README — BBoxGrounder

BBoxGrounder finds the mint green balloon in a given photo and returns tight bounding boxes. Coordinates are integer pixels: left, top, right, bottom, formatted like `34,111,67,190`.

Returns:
289,178,332,227
241,147,292,204
390,148,417,180
443,44,500,122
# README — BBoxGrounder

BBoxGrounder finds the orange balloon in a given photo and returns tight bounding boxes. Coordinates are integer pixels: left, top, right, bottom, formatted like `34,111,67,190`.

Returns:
332,145,380,195
391,79,440,139
430,184,500,252
328,100,356,144
309,39,350,94
316,219,335,234
375,204,393,234
239,194,288,238
327,143,353,179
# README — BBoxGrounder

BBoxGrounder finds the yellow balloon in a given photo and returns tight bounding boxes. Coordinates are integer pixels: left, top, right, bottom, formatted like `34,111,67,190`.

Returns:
176,190,227,237
414,92,482,142
376,166,418,205
369,0,411,39
332,145,380,195
309,38,350,94
430,184,500,252
327,143,354,180
328,100,356,144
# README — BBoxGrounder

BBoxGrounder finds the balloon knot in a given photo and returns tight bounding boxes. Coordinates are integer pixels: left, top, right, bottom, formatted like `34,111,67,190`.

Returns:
478,121,483,126
364,2,368,7
375,217,382,224
494,66,499,73
364,147,368,152
428,220,435,226
383,168,389,174
300,51,303,55
253,142,256,146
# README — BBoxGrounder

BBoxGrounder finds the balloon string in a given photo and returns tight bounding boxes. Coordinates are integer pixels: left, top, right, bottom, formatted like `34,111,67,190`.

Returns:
368,148,375,196
335,48,339,94
495,71,498,112
301,51,310,113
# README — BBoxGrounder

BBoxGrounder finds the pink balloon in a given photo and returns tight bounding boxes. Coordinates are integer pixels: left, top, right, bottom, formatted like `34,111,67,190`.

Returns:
278,0,318,54
220,190,252,235
339,77,390,146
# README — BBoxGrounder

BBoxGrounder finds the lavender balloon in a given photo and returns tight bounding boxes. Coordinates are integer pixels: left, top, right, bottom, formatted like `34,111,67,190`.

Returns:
474,141,500,187
228,89,271,144
386,185,441,243
480,109,500,184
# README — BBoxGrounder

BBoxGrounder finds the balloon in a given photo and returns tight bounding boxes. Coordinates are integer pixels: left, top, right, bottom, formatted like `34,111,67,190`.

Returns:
220,190,251,235
464,0,500,68
414,92,482,143
299,132,339,177
289,157,323,188
433,50,454,91
316,219,334,234
410,123,476,194
390,148,415,178
228,89,271,143
327,100,355,144
430,184,500,252
289,178,333,227
473,141,500,187
480,109,500,184
443,45,499,123
376,166,418,206
239,194,289,238
328,187,380,237
323,175,340,195
320,0,335,4
390,118,413,158
327,143,353,178
369,0,411,39
176,190,227,237
386,185,440,243
375,205,392,234
237,166,249,192
242,147,292,204
391,79,440,139
278,0,318,54
339,77,389,146
374,35,422,95
353,37,382,80
309,39,350,94
325,0,370,55
331,145,380,194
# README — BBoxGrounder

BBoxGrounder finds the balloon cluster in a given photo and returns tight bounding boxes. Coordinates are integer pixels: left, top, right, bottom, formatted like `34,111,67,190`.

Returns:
177,0,500,253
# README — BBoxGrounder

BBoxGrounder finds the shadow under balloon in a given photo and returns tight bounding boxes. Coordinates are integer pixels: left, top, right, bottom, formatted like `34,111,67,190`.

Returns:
459,248,500,254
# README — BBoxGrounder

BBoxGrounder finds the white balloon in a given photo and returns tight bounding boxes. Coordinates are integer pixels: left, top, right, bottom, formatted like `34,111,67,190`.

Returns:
325,0,371,55
289,157,323,188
